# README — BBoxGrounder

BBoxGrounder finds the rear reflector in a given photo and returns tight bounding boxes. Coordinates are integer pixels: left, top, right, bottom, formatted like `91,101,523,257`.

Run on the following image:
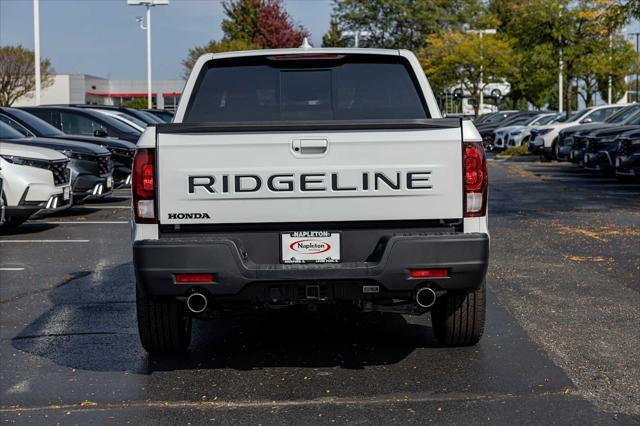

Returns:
410,269,449,278
136,199,155,219
175,273,214,283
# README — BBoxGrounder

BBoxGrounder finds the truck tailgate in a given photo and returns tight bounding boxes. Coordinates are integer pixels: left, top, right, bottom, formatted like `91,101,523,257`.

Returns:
156,124,463,225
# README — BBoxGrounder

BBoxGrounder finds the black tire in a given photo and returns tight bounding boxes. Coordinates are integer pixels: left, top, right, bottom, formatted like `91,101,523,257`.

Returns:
136,287,192,354
543,138,557,161
431,282,486,346
553,138,562,160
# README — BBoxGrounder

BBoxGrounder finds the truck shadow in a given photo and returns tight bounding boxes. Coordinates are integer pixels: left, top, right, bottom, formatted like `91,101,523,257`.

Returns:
11,262,438,374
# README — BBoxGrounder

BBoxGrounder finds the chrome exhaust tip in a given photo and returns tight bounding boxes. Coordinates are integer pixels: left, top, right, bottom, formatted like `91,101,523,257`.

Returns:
415,287,437,309
186,292,208,314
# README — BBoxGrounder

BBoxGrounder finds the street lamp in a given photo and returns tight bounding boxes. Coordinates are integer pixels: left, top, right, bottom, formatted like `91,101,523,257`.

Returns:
127,0,169,109
342,30,371,48
33,0,41,105
467,28,497,115
629,32,640,103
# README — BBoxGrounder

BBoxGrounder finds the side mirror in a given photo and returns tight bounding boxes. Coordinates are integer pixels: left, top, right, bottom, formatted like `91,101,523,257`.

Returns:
581,117,592,124
94,129,108,137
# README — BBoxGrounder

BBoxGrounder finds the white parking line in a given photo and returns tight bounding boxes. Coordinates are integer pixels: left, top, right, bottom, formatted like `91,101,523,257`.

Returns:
78,205,130,209
0,268,25,271
34,221,129,224
0,240,90,243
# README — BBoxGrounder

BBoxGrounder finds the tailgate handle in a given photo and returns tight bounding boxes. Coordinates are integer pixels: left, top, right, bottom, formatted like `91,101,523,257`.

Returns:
293,139,328,155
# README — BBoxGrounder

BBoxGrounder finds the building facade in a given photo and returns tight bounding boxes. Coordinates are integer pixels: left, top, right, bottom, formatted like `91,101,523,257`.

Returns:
14,74,185,110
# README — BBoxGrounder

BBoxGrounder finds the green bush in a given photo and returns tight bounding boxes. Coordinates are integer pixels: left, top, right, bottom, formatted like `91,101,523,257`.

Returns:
122,98,149,109
501,145,530,156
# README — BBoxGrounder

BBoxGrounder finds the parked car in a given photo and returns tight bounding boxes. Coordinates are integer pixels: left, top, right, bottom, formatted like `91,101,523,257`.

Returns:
0,142,72,227
88,108,147,132
473,110,518,126
568,112,640,165
575,120,640,171
70,105,164,126
144,109,174,123
494,112,562,151
20,106,142,144
528,105,623,159
556,103,640,161
615,128,640,180
478,111,541,151
0,121,113,201
0,175,5,225
0,107,135,187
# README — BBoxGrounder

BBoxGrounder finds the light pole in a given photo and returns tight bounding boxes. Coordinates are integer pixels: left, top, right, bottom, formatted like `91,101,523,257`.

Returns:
608,33,613,104
127,0,168,109
558,8,564,113
33,0,41,105
630,32,640,103
558,48,564,112
467,29,496,115
342,30,371,48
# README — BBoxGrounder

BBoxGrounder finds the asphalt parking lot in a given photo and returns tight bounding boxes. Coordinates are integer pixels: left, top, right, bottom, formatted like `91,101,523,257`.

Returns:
0,159,639,424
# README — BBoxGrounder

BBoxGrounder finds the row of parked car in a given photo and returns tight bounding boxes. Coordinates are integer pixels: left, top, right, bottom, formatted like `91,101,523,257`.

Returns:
0,105,174,227
475,103,640,179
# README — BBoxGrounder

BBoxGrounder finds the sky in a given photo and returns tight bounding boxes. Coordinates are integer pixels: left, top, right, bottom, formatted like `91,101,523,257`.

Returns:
0,0,333,81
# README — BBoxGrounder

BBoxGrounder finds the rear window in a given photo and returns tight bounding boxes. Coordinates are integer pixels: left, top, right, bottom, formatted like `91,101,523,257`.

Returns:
184,55,429,122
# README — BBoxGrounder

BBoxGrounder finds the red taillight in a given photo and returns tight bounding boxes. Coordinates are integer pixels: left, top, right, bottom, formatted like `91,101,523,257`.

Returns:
132,148,156,223
268,54,344,60
410,269,449,278
175,273,214,283
142,164,154,191
463,141,488,217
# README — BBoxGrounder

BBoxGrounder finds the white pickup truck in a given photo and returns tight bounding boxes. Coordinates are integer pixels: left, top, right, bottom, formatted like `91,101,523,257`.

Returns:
132,47,489,354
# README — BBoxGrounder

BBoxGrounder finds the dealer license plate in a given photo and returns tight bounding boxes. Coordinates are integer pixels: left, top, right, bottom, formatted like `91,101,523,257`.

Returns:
281,231,341,264
106,176,113,189
63,187,70,201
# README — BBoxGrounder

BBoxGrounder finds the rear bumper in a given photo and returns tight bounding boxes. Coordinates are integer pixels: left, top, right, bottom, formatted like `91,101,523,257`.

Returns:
133,233,489,298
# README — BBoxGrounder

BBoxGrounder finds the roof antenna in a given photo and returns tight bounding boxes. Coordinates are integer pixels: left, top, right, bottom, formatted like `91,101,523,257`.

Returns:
299,37,312,49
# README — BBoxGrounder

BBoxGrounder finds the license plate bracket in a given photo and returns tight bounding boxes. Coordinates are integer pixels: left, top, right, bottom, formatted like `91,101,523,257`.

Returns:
281,231,341,264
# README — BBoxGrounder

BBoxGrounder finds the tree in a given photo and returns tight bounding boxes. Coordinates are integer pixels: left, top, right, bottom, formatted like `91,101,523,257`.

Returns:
322,18,347,47
183,0,309,76
581,1,636,102
122,97,149,109
331,0,472,50
498,0,576,112
0,45,54,106
419,30,516,117
182,39,258,79
592,34,636,103
221,0,262,44
496,0,633,112
222,0,307,47
253,0,309,48
601,0,640,26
